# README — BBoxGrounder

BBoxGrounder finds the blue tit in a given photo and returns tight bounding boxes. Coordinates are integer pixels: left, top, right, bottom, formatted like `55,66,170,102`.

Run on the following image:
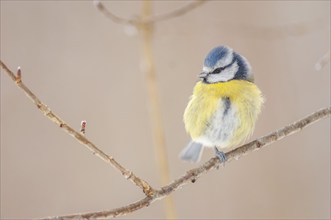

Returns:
180,45,263,163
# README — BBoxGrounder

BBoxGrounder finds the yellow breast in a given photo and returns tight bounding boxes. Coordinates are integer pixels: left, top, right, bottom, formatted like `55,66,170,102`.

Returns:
184,80,263,147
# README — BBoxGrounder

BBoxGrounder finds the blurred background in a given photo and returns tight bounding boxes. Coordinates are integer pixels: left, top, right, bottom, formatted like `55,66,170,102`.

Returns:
1,1,330,219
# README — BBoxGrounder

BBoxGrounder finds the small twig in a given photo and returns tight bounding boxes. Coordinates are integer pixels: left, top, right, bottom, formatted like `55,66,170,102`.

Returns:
0,60,155,197
42,107,331,219
43,196,154,220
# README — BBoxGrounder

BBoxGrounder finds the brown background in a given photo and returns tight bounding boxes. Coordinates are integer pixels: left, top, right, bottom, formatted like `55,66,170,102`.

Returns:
1,1,330,219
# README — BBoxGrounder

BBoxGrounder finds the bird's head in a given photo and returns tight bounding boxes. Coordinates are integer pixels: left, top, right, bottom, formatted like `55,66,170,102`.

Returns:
200,46,253,84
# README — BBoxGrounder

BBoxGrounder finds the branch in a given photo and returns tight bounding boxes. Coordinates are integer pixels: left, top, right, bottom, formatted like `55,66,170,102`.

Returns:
2,60,330,219
0,60,155,197
94,0,208,25
139,1,177,218
42,107,330,219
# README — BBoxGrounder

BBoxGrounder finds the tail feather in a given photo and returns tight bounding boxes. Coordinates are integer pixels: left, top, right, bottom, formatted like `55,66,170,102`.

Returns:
179,141,203,163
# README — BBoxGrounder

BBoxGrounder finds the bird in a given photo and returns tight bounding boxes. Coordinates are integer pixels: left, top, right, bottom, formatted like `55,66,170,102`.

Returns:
180,45,263,163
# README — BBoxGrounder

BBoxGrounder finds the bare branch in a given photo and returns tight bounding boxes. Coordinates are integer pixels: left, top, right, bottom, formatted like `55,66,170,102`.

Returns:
43,196,154,220
43,107,330,219
0,60,155,197
139,1,177,218
2,60,330,219
94,0,208,26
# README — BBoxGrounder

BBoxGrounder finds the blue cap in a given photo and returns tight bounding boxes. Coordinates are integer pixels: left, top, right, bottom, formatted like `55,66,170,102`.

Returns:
204,46,231,68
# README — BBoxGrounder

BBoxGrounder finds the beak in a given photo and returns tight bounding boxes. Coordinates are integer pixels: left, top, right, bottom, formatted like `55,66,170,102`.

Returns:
198,72,208,79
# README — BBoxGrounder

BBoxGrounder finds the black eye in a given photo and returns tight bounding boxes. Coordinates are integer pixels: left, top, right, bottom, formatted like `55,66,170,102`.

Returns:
211,67,224,74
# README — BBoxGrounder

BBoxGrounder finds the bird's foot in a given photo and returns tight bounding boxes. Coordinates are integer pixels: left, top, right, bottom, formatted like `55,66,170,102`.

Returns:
214,147,227,167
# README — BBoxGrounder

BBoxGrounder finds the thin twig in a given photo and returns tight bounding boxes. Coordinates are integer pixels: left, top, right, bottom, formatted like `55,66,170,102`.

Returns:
0,60,155,197
41,107,330,219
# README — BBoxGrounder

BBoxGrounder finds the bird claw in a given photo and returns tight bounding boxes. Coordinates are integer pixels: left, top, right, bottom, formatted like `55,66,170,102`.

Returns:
214,147,227,166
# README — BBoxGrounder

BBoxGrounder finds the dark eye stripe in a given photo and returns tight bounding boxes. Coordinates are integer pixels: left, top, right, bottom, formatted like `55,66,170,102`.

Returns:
210,57,236,74
211,66,224,74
